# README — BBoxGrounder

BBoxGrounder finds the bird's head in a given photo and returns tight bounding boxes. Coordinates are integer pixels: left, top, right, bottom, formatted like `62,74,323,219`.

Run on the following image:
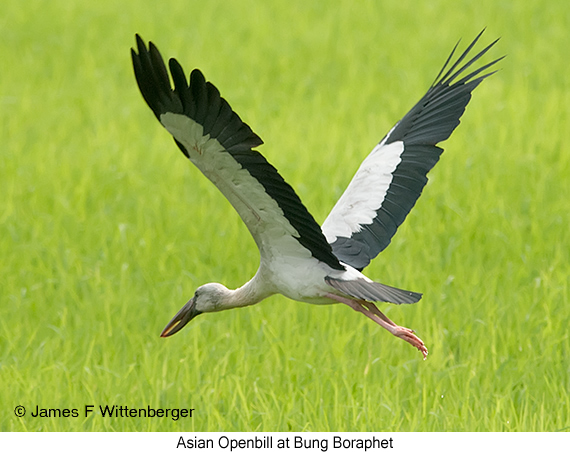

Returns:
160,283,229,337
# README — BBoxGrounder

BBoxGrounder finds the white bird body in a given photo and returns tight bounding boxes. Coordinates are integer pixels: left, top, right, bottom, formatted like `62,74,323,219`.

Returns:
131,31,501,358
161,111,404,307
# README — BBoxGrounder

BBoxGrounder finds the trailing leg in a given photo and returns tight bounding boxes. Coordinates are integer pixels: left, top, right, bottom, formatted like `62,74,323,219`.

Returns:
325,293,428,359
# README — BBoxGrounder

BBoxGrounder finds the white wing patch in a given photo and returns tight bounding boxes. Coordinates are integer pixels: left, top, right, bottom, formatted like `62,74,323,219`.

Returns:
322,139,405,242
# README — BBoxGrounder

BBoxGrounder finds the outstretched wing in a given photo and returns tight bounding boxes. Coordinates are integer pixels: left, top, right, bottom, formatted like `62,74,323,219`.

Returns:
322,30,502,270
131,36,344,271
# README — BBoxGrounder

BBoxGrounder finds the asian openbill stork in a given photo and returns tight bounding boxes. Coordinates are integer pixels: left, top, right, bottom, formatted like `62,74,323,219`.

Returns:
131,31,501,359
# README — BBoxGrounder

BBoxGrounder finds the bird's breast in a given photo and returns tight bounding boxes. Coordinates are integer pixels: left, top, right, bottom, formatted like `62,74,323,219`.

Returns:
259,256,342,305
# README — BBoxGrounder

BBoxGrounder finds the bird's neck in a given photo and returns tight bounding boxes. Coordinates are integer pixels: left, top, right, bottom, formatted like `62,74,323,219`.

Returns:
221,270,275,311
223,281,265,309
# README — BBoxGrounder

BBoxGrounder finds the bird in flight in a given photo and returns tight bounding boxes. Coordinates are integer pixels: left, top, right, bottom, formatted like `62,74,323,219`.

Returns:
131,31,501,359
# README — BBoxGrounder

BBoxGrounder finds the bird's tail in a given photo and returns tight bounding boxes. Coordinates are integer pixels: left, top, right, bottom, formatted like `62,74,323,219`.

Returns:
325,276,422,305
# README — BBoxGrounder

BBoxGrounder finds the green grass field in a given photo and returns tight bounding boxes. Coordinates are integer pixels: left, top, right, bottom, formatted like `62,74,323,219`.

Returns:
1,0,569,432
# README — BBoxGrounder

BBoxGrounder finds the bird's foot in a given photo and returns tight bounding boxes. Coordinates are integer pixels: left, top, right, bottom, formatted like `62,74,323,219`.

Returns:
363,299,429,359
391,325,428,360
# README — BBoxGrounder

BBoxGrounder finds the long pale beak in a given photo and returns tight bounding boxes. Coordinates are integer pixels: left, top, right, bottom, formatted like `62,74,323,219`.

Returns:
160,297,202,337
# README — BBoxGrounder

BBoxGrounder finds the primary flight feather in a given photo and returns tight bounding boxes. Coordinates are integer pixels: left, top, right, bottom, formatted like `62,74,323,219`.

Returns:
131,31,501,358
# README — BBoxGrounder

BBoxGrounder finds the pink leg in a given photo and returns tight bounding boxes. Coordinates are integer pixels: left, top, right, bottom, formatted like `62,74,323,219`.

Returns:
325,293,428,359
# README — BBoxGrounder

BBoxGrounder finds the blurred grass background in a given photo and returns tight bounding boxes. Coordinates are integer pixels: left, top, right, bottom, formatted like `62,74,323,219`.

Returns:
1,0,569,431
